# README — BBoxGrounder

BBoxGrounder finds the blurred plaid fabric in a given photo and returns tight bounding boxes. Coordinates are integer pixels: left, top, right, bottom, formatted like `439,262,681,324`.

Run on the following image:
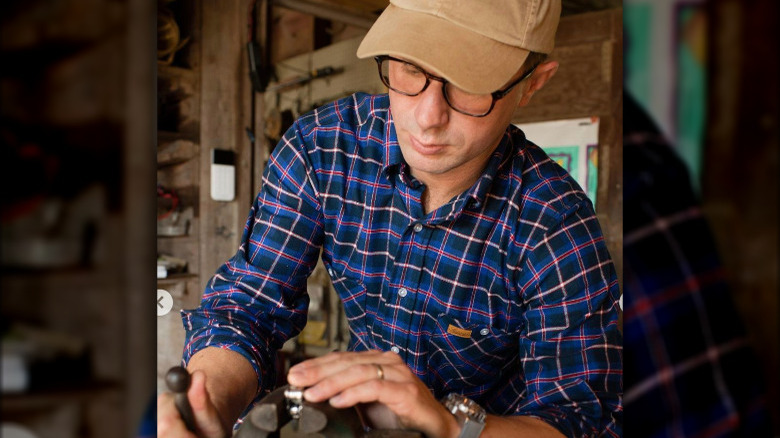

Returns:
623,91,773,437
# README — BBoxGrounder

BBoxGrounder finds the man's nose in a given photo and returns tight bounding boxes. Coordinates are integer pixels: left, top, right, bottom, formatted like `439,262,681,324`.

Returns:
414,81,450,129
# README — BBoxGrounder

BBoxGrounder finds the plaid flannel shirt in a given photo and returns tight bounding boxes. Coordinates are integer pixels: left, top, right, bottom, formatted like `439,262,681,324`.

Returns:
182,93,622,436
623,92,772,437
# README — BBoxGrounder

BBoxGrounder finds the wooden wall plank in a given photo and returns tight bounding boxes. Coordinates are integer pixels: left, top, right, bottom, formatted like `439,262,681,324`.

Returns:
602,8,622,290
200,0,254,284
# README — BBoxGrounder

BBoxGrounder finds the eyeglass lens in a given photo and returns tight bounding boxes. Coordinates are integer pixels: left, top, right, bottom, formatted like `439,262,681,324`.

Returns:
379,58,494,116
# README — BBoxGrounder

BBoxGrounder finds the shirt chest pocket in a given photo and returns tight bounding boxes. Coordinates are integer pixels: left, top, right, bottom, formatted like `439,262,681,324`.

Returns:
427,313,519,395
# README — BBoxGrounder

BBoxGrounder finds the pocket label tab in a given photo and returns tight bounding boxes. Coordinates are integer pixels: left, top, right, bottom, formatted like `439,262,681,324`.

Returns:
446,324,472,338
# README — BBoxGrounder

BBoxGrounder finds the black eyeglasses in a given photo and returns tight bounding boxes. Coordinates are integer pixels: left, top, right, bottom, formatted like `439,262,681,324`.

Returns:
374,55,537,117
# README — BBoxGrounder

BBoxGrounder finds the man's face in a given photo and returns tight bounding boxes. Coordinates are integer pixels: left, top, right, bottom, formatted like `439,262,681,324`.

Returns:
389,68,527,186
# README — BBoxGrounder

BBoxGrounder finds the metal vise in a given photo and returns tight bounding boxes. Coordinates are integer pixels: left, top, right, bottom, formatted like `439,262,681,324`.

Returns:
166,367,423,438
234,384,424,438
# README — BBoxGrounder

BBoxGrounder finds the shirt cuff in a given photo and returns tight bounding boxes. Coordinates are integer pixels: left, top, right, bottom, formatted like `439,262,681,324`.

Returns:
180,309,268,402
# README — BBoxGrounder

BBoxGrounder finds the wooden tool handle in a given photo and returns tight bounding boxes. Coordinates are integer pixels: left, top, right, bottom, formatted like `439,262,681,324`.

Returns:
165,366,197,432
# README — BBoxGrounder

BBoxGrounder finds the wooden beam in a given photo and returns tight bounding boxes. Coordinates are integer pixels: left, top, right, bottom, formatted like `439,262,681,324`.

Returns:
271,0,379,29
200,0,254,284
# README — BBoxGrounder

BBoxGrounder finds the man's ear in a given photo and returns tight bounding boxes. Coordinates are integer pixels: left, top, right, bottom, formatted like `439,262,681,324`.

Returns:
517,60,559,107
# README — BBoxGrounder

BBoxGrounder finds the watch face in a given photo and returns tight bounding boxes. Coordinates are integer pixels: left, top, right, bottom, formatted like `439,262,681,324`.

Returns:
463,400,487,423
444,393,466,413
443,393,487,423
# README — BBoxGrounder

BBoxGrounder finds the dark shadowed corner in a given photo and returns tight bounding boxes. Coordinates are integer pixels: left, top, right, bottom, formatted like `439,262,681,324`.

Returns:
0,0,157,437
623,0,779,435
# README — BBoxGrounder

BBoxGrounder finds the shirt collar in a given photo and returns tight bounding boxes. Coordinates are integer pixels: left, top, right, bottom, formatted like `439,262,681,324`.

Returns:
382,109,404,176
462,127,520,208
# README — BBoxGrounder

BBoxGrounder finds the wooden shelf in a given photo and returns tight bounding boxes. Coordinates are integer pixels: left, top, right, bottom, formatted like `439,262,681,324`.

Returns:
0,265,96,276
157,273,198,286
1,42,94,77
156,234,195,240
157,63,197,80
157,130,198,144
1,380,123,413
157,136,199,167
0,266,115,286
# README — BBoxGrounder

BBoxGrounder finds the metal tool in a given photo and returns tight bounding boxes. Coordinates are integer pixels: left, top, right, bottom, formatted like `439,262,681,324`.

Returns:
284,385,305,421
165,366,423,437
265,66,344,93
235,384,423,438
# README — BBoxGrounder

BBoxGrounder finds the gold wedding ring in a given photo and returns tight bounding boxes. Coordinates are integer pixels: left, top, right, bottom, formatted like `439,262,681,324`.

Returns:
375,363,385,380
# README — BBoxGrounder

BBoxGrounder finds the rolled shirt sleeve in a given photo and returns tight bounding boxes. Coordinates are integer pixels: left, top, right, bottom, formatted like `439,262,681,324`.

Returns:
181,121,324,399
514,200,622,436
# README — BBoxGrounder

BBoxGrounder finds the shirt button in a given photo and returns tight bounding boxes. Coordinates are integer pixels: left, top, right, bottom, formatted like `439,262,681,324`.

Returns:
390,346,400,354
328,268,335,277
398,288,408,298
413,223,423,232
479,328,490,336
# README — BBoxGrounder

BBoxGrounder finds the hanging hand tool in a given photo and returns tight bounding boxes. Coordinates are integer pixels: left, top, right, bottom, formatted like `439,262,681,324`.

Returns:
265,66,344,93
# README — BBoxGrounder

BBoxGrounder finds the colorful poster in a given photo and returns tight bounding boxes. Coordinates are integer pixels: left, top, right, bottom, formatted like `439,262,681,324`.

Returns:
543,146,579,182
514,117,600,209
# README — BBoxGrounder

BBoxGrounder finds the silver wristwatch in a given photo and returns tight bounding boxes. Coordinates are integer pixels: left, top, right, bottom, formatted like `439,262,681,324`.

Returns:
441,393,487,438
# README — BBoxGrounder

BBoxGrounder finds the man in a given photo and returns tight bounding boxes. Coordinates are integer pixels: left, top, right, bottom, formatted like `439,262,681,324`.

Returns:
158,1,622,437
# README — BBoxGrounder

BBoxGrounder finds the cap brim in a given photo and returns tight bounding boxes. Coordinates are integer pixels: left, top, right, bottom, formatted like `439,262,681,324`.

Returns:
357,4,530,95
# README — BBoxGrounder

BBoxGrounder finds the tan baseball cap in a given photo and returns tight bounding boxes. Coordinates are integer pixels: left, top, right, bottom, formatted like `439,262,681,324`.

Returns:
357,0,561,95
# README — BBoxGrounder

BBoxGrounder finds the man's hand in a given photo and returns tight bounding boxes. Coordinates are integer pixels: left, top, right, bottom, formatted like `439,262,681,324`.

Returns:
157,370,229,438
287,350,460,438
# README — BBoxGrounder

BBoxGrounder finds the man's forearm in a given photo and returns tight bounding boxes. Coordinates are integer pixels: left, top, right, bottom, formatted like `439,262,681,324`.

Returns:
186,347,258,431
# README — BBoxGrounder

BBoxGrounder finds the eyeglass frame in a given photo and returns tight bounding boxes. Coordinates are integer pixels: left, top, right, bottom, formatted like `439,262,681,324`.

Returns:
374,55,538,117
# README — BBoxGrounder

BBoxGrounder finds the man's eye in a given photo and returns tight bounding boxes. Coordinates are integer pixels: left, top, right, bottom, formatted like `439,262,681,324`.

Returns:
401,64,423,76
